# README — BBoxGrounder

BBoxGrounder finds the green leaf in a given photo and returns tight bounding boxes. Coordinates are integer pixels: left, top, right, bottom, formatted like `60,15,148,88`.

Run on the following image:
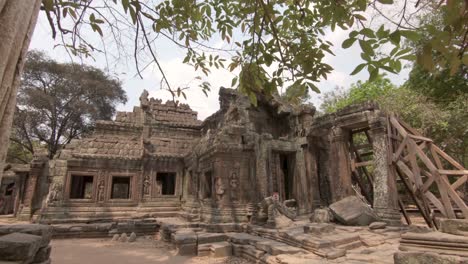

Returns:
342,38,356,49
43,0,54,12
354,14,367,21
350,63,366,75
91,24,103,36
359,40,374,56
389,30,400,46
377,0,394,4
400,30,421,42
360,28,375,38
231,76,238,87
369,67,379,81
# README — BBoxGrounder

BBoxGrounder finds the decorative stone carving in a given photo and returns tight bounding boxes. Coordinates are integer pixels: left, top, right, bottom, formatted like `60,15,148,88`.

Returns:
256,194,297,228
97,177,105,202
139,89,149,109
47,183,62,204
143,175,151,197
215,177,225,201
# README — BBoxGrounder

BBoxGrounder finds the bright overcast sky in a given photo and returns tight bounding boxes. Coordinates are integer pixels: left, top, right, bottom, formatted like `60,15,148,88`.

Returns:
29,5,411,120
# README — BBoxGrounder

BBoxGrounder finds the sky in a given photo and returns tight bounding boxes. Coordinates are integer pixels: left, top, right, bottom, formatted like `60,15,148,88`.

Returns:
29,4,412,120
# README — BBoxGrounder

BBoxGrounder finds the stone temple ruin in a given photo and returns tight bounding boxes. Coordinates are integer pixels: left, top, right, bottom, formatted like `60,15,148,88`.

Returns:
6,88,402,224
1,88,467,263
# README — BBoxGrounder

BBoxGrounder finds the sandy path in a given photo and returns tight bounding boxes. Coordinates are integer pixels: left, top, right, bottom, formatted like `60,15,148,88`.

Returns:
50,238,249,264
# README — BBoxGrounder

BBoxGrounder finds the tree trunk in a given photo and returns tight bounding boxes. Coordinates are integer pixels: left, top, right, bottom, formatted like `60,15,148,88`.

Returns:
0,0,42,183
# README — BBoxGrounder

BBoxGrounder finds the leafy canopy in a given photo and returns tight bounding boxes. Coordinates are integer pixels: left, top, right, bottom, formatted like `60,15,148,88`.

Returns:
41,0,468,102
11,51,127,160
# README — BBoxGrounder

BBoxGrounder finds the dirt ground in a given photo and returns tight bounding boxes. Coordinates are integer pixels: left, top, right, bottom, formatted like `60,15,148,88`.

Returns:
50,237,250,264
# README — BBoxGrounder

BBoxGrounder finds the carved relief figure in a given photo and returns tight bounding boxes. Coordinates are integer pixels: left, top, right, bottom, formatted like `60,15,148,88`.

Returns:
215,177,225,201
97,177,105,202
47,183,62,204
143,175,151,196
229,172,239,201
139,89,149,109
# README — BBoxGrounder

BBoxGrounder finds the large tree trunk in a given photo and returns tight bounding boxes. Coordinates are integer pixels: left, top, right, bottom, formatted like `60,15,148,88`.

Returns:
0,0,42,183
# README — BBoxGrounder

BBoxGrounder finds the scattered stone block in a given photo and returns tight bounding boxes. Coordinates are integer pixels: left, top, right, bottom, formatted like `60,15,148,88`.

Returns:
33,245,52,263
172,229,197,245
128,232,137,242
369,221,387,230
394,251,464,264
0,224,51,247
177,243,197,256
310,208,332,223
329,196,378,226
197,233,227,244
304,223,335,234
119,233,128,242
111,234,119,241
438,219,468,236
0,232,42,262
211,242,232,257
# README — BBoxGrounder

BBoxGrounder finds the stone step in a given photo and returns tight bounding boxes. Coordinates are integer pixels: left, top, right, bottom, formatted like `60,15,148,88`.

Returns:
198,241,232,258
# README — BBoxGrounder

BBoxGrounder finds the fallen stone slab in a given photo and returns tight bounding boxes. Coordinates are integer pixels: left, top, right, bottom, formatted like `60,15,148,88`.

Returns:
304,223,335,234
369,221,387,230
211,241,232,257
329,196,378,226
0,232,42,262
275,253,326,264
172,229,197,245
0,224,51,247
439,219,468,236
197,232,227,244
34,245,52,263
177,243,197,256
394,251,467,264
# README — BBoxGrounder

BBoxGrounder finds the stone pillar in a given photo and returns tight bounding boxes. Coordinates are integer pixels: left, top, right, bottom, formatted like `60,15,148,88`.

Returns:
370,117,401,225
0,0,42,183
16,160,42,220
328,128,354,203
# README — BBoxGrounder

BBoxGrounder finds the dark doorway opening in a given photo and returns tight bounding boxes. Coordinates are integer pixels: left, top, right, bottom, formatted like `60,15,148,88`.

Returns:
156,172,176,195
204,171,212,199
279,153,294,200
70,175,94,199
111,176,131,199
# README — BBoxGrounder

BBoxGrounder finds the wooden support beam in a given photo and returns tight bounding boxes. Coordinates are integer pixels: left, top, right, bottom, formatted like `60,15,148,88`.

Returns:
424,191,448,218
438,170,468,175
452,175,467,190
395,166,433,228
393,136,408,162
409,134,433,143
390,116,409,137
398,198,412,225
442,177,468,218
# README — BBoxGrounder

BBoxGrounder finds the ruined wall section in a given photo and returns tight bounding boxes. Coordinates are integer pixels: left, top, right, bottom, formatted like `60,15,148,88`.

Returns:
184,88,317,222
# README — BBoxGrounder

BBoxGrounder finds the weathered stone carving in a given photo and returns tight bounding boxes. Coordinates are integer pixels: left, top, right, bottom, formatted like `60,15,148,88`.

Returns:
97,177,105,202
256,194,297,228
215,177,225,202
139,89,149,109
143,175,151,197
46,183,62,204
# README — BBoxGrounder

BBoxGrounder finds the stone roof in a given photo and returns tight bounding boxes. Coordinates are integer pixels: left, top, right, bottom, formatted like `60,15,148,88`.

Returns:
144,99,202,128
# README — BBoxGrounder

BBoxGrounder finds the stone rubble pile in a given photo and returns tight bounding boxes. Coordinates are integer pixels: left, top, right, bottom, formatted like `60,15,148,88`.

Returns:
0,224,52,264
394,219,468,263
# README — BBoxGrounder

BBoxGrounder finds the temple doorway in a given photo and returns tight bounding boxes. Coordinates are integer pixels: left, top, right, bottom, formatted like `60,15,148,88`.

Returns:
278,153,295,201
